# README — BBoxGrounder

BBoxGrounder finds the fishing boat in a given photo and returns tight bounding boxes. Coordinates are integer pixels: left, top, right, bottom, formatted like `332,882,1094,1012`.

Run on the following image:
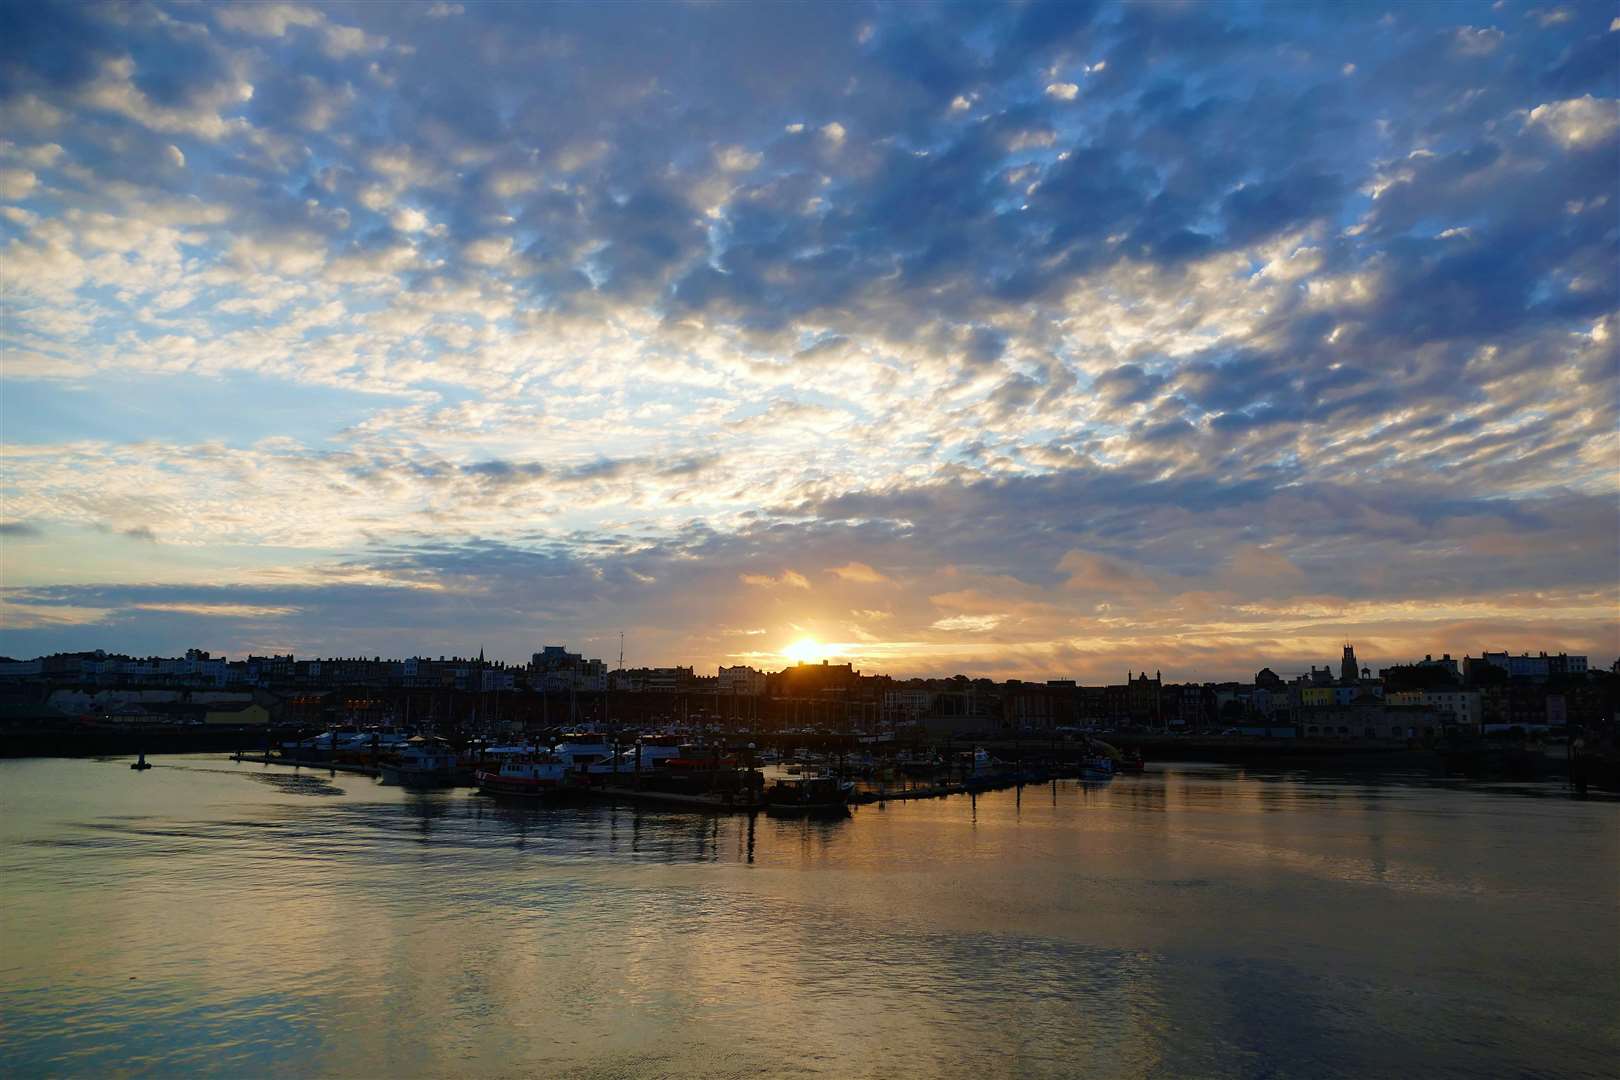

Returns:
764,775,853,818
474,752,571,798
379,738,459,787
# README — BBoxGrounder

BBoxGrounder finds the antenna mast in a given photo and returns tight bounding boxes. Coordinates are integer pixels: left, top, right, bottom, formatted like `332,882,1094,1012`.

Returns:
619,631,624,670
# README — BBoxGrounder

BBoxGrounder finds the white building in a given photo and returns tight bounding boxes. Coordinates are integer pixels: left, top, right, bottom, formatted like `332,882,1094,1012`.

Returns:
1475,651,1588,681
1388,689,1481,729
717,665,766,696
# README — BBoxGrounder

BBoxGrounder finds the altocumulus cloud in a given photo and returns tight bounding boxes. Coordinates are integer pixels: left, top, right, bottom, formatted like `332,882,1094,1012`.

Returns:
0,0,1615,678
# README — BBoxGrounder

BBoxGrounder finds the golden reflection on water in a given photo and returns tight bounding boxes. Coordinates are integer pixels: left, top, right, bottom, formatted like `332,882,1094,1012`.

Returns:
1,756,1616,1078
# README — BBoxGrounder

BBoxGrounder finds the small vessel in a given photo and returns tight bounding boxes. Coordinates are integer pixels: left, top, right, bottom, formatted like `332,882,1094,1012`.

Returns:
584,736,685,777
475,752,570,798
1081,755,1115,781
554,731,615,775
1116,751,1145,774
379,738,458,787
764,775,853,818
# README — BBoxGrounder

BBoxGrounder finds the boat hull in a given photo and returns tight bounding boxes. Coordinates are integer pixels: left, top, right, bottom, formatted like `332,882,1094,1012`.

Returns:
380,764,456,788
475,771,572,799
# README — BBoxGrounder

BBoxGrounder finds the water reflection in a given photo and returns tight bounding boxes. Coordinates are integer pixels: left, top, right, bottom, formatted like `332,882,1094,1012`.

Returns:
0,756,1614,1079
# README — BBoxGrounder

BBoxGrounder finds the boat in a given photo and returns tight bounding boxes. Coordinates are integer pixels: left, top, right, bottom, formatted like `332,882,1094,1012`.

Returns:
764,775,853,818
1116,751,1145,774
584,736,685,777
475,752,571,798
1080,755,1115,781
282,726,411,760
379,738,459,787
554,731,614,775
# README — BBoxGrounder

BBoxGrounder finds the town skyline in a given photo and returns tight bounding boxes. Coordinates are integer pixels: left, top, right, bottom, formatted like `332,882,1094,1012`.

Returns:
3,637,1609,690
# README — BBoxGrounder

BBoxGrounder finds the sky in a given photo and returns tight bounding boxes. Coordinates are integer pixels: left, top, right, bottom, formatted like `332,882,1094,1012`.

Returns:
0,0,1616,681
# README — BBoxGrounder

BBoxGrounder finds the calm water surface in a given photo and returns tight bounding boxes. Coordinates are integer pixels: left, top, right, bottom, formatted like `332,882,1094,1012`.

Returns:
1,756,1615,1078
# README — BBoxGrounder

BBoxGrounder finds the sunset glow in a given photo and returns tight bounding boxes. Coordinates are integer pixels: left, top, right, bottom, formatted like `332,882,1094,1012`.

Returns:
781,638,826,666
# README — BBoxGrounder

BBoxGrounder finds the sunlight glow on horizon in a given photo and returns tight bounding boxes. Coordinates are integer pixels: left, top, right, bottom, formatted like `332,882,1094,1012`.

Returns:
781,638,825,665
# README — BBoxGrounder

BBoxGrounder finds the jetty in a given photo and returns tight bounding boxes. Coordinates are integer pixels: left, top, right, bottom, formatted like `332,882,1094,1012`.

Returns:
230,752,381,778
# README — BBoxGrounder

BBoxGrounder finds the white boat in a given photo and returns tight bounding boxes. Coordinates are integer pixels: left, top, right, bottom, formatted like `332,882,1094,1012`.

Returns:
554,731,613,773
584,736,685,776
379,739,458,787
283,727,413,756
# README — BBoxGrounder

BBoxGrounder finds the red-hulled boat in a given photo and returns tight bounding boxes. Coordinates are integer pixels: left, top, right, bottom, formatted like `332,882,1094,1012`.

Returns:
475,752,571,798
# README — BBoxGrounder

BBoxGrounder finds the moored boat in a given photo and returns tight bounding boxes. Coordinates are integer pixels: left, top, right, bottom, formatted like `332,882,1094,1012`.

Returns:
379,738,459,787
1081,755,1115,781
764,775,853,818
584,736,685,778
555,731,614,774
475,752,571,798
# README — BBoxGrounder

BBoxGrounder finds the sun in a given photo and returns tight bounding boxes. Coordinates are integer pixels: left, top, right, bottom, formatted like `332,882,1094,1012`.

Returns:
782,637,821,664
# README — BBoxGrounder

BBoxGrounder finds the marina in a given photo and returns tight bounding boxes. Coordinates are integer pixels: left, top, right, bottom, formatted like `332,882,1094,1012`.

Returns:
221,726,1134,814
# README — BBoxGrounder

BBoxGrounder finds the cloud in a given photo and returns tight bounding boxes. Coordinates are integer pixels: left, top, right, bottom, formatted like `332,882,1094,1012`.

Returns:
0,168,38,199
214,4,325,38
740,570,811,589
1044,82,1079,101
931,614,1004,632
827,562,890,584
1525,96,1620,149
132,602,300,618
715,145,763,172
1452,27,1505,56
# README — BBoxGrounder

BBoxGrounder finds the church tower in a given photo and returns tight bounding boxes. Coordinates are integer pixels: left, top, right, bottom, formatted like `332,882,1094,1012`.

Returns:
1340,644,1358,684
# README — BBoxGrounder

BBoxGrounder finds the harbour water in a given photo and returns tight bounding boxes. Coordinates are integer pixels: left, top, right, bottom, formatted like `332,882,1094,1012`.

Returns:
1,756,1615,1078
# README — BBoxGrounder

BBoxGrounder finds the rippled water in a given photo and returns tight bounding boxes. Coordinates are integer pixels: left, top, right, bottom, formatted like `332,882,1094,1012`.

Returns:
1,756,1615,1078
